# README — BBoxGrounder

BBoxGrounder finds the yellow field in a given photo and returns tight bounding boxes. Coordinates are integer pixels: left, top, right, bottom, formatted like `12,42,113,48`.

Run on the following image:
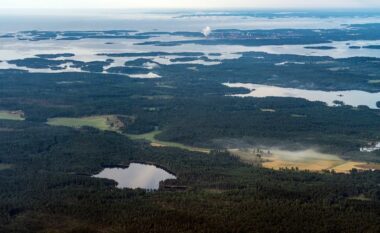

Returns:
47,115,124,132
230,148,380,173
262,149,341,171
355,163,380,170
0,110,25,121
126,130,210,153
329,161,372,173
228,148,262,165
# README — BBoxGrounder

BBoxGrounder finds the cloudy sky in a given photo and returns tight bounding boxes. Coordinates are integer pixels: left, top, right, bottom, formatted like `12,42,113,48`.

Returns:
1,0,380,9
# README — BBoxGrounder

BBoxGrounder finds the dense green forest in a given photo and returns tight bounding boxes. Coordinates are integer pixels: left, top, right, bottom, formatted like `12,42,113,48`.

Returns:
2,52,380,158
0,120,379,232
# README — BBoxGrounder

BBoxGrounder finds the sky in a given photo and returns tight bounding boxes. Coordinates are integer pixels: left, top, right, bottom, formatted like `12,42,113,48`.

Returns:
1,0,380,9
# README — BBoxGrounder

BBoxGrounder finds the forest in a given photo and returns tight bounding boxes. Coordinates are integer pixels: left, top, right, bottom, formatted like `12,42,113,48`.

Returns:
0,120,379,232
0,43,379,232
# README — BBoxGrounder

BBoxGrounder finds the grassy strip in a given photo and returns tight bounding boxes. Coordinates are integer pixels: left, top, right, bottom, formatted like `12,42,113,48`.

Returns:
126,130,210,153
0,111,25,121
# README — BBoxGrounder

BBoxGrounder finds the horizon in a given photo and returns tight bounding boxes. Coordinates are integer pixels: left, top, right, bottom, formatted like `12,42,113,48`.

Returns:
1,8,380,15
2,0,380,9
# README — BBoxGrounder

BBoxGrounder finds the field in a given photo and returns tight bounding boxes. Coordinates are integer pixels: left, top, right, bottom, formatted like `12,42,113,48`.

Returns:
0,164,12,171
368,79,380,84
329,161,378,173
46,116,210,153
229,148,380,173
0,110,25,121
47,115,124,132
260,109,276,112
126,130,210,153
228,148,263,165
44,114,379,171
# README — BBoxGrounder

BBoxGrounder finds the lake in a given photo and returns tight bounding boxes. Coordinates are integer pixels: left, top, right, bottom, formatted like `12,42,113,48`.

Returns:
92,163,176,190
223,82,380,109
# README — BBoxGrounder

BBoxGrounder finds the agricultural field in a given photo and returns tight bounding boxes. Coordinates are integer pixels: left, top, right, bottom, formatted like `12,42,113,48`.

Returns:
368,80,380,84
46,117,209,153
0,110,25,121
126,130,210,153
47,115,124,132
229,148,380,173
0,164,12,171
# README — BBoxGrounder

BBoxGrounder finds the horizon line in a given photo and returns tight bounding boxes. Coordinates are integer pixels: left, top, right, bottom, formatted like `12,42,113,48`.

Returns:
1,7,380,10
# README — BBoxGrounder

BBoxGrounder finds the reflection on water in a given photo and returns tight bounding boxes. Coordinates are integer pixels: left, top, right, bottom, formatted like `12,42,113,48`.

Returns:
128,72,161,79
0,36,226,73
93,163,176,190
224,83,380,109
2,38,380,75
2,36,380,74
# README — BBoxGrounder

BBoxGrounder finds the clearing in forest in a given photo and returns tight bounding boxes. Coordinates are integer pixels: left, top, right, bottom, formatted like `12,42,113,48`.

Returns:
368,80,380,84
0,164,12,171
126,130,210,153
0,110,25,121
229,148,380,173
47,115,124,132
47,116,209,153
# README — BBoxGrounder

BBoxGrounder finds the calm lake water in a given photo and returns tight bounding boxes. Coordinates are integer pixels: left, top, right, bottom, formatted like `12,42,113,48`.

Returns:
1,36,380,74
224,83,380,109
251,40,380,59
2,11,380,74
93,163,176,190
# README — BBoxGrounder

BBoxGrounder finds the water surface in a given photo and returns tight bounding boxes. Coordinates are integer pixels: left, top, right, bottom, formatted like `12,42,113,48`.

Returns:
224,83,380,109
93,163,176,190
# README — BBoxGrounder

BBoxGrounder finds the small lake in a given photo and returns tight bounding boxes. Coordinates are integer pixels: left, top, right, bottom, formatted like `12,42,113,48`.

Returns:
92,163,176,190
223,83,380,109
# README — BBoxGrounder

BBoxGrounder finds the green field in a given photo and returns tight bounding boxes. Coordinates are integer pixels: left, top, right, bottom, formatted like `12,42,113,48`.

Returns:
0,111,25,121
368,79,380,84
46,116,209,153
47,115,123,132
0,164,12,171
291,114,307,118
126,130,210,153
